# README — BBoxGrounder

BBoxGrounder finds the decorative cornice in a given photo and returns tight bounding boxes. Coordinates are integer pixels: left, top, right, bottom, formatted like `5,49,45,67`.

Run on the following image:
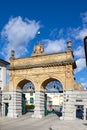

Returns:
9,60,76,70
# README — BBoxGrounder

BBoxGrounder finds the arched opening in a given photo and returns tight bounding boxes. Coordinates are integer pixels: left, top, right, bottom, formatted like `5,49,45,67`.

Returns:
17,79,35,115
41,78,63,117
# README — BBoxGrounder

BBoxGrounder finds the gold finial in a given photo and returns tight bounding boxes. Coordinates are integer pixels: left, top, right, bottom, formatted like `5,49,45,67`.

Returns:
37,31,40,35
37,31,40,45
32,31,45,56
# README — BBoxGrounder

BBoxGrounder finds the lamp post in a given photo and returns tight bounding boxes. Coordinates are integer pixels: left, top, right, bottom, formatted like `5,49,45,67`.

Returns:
84,36,87,66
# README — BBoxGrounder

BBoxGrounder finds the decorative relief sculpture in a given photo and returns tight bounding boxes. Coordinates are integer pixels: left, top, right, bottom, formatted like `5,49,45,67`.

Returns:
32,43,45,56
66,67,71,78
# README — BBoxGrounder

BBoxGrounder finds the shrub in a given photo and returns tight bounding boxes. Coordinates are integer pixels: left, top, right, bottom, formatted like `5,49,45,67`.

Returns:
26,104,35,109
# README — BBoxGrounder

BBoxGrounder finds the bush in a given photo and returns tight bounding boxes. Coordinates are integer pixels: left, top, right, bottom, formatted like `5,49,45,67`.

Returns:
26,104,35,109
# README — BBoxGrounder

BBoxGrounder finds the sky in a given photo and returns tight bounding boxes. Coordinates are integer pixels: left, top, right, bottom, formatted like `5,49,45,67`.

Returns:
0,0,87,88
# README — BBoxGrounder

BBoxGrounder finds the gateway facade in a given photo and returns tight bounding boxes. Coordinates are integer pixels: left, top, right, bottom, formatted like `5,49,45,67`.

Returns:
2,40,87,120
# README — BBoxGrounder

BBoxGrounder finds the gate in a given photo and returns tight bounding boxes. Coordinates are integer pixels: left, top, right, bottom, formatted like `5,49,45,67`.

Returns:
22,94,26,115
44,94,53,115
44,94,47,115
5,103,8,116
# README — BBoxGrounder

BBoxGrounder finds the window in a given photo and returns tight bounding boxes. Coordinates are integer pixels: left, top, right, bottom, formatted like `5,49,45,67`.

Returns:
30,97,34,104
30,92,33,96
48,101,52,105
76,99,82,102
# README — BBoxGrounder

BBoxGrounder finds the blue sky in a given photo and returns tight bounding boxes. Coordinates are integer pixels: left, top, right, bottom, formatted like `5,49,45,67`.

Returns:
0,0,87,88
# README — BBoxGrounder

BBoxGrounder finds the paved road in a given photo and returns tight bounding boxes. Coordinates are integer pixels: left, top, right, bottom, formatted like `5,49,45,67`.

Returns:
0,113,58,130
51,119,87,130
0,113,87,130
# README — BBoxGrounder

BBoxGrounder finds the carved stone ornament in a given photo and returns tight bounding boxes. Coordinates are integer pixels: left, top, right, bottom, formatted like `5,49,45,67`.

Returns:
32,44,44,56
66,69,71,78
3,94,11,100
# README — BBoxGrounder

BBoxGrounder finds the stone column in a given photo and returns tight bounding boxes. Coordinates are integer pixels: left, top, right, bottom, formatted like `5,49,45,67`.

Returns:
8,91,22,118
2,91,22,118
1,102,5,116
63,90,76,120
83,107,86,120
86,108,87,120
2,91,9,117
32,91,45,118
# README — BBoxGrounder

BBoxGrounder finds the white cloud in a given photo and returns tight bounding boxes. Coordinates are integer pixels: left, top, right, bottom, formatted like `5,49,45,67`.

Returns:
43,39,66,54
58,29,64,36
81,82,87,88
73,46,85,58
49,28,58,37
67,27,87,41
49,28,64,38
1,16,40,60
75,58,86,73
75,28,87,40
80,12,87,24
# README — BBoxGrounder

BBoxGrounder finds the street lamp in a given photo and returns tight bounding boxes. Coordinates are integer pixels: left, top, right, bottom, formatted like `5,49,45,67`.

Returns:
84,36,87,66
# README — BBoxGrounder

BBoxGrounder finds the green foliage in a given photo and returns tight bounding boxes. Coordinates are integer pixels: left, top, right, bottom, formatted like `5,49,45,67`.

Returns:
26,104,35,109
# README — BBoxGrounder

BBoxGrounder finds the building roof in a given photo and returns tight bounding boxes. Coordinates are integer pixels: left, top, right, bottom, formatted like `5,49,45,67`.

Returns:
0,58,10,65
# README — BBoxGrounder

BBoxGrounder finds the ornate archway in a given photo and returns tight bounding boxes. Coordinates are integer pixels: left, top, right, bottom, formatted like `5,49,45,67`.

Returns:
4,40,82,118
16,79,35,115
41,78,63,115
41,77,63,90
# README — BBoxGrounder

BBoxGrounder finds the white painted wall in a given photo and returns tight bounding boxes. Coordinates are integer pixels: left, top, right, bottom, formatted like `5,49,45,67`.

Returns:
47,93,63,106
0,66,7,91
24,92,35,105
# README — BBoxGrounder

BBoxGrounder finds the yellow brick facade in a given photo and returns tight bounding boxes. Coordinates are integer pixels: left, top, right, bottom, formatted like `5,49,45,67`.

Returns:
8,42,82,92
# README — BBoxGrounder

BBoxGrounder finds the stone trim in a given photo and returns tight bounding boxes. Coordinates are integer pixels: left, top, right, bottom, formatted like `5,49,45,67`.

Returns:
9,60,75,70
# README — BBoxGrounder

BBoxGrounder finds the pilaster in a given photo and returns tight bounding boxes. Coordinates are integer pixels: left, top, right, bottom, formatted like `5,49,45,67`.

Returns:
32,91,45,118
63,90,76,120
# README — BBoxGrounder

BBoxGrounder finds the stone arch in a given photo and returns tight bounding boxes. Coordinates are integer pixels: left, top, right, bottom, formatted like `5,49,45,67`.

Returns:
40,76,64,91
16,78,35,91
39,76,64,116
15,78,36,116
11,77,36,91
